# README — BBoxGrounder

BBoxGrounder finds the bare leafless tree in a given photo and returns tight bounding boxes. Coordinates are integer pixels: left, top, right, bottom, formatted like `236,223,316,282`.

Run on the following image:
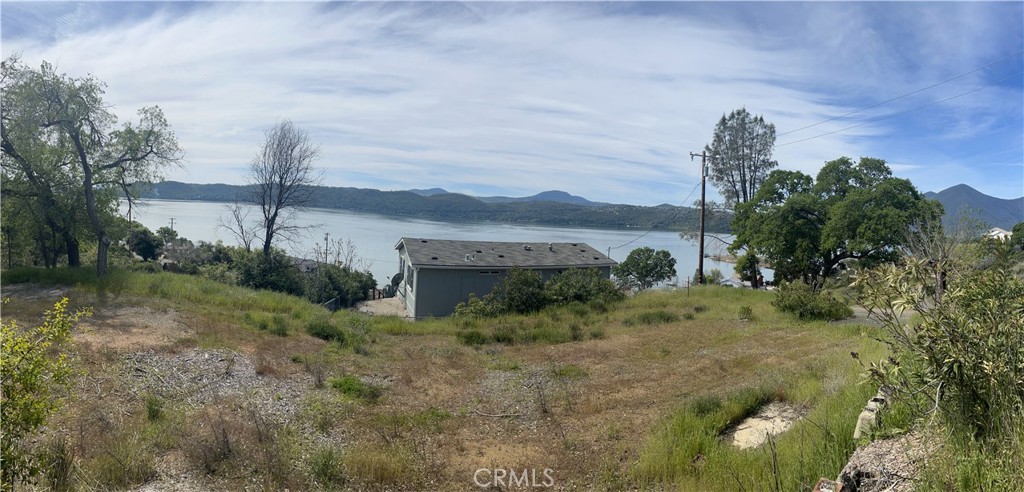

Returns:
902,209,984,304
247,120,322,256
311,236,374,271
218,201,258,252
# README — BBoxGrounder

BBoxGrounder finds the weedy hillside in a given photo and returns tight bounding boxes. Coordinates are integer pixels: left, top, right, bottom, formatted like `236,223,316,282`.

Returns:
3,267,888,490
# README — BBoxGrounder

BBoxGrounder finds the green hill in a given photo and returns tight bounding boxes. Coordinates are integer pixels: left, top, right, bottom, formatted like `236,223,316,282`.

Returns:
924,184,1024,230
138,181,732,232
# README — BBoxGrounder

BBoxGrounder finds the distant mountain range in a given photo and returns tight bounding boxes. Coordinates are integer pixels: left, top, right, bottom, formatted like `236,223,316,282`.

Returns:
408,188,608,207
924,184,1024,230
140,181,731,232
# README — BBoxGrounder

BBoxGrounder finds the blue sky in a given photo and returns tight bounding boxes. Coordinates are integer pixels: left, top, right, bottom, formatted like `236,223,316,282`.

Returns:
3,1,1022,205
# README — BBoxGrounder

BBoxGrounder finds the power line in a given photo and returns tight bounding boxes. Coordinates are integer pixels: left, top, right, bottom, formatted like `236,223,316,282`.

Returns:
777,48,1024,138
776,70,1024,148
609,179,702,251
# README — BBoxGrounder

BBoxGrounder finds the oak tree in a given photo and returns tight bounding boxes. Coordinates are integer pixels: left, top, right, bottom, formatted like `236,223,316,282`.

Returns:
1,57,182,275
612,247,676,290
730,156,939,289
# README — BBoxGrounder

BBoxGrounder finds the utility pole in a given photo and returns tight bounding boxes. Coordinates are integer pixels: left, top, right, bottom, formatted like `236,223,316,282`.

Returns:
169,217,175,234
323,232,330,264
689,151,707,285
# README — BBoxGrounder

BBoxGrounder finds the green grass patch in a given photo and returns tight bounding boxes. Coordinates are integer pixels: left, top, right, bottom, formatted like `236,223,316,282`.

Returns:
343,443,416,487
487,357,521,371
623,309,680,326
308,446,347,488
4,267,319,326
551,364,588,380
307,315,345,342
633,335,884,490
330,375,383,403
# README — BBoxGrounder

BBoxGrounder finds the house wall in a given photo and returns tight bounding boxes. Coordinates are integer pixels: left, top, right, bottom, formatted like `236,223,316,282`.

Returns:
397,248,416,317
407,265,613,318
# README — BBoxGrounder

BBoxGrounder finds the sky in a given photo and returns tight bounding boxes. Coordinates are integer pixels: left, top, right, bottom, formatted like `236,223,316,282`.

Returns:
2,1,1023,206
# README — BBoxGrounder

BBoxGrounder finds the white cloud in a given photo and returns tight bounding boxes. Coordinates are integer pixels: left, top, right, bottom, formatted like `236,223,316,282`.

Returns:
3,2,1020,205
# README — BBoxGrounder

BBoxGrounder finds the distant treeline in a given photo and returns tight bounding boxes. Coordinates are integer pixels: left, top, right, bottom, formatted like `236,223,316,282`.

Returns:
137,181,732,233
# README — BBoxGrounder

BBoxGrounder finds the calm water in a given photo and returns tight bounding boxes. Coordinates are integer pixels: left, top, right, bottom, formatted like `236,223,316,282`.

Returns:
122,199,740,288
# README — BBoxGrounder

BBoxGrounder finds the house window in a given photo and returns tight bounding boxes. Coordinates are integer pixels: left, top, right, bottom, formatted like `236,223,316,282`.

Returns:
406,266,414,289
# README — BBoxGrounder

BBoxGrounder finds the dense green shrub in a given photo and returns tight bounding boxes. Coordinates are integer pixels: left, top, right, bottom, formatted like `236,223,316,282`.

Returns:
197,263,238,285
771,282,852,321
1,298,84,488
306,316,345,344
738,305,754,321
305,264,376,308
456,329,488,345
546,267,624,305
499,267,549,314
455,267,623,318
233,248,305,296
859,260,1024,441
735,252,762,288
128,227,163,261
453,267,549,316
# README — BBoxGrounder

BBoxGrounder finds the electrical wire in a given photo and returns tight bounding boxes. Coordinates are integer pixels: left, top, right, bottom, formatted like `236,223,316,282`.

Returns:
777,48,1024,138
776,70,1024,148
609,179,702,251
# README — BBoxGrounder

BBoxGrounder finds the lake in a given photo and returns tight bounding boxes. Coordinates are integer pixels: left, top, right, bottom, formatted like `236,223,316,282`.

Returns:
122,199,741,288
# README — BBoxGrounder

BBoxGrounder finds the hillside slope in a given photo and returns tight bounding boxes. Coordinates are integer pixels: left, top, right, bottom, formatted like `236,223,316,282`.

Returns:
924,184,1024,230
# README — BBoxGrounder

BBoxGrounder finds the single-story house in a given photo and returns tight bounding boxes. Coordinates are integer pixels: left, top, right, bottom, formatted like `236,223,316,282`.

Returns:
394,238,617,318
984,227,1013,241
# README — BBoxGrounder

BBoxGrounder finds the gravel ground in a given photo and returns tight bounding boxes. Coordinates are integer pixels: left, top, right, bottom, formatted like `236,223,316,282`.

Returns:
121,349,312,422
839,431,931,492
355,297,410,317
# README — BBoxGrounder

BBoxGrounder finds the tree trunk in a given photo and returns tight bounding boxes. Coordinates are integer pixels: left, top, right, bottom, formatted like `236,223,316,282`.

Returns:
36,231,53,268
262,230,273,256
4,232,12,269
262,211,278,256
62,231,81,268
72,132,110,276
96,236,110,276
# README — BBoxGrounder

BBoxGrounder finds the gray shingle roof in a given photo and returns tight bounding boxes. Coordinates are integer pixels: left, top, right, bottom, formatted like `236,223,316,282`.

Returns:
396,238,616,269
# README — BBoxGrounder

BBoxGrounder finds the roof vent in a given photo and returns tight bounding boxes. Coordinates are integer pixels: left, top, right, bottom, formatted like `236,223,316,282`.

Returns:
523,245,532,251
547,243,553,251
420,239,428,243
465,254,471,261
498,254,505,258
431,256,438,260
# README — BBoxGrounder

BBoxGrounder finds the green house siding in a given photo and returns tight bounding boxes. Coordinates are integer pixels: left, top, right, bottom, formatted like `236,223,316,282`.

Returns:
395,238,616,319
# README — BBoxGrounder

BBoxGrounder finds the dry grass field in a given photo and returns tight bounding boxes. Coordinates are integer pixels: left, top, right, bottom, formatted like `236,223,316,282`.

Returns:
1,268,887,491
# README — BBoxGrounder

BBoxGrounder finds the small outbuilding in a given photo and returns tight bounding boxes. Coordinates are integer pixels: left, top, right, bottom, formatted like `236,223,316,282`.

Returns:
394,238,616,318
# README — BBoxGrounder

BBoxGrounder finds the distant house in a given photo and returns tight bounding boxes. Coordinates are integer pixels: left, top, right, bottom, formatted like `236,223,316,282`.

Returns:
394,238,617,319
291,257,320,274
985,227,1012,241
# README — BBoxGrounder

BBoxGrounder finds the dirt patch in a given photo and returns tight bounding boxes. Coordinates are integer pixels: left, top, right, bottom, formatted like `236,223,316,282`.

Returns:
0,283,70,300
723,402,805,449
356,296,409,317
76,306,194,352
